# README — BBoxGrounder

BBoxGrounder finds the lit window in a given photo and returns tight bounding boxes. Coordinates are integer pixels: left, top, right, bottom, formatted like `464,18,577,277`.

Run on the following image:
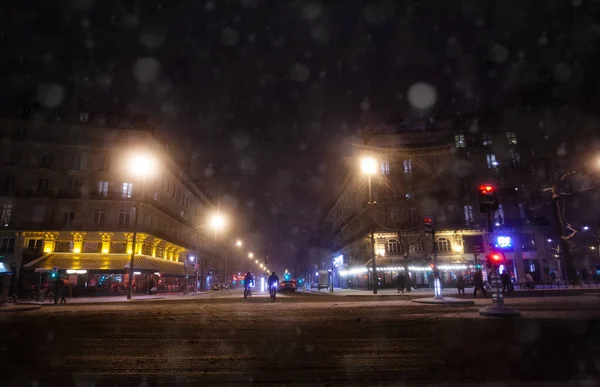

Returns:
486,154,498,169
496,204,505,225
410,240,424,252
98,181,109,197
122,182,133,198
482,135,493,146
403,159,412,174
386,239,400,253
510,149,521,166
455,134,465,148
506,132,517,145
380,160,390,175
1,204,12,226
79,112,90,123
463,205,474,224
436,237,450,252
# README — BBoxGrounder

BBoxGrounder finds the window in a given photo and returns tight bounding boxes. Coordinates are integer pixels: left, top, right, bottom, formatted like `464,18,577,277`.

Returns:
403,159,412,174
98,181,109,197
455,134,465,148
386,239,400,253
93,209,106,224
506,132,517,144
8,149,21,165
1,204,11,226
510,149,521,166
68,180,80,194
519,203,527,221
486,154,498,169
79,111,90,123
4,175,15,191
41,152,53,167
496,204,505,225
380,160,390,175
99,154,110,171
118,209,131,227
62,211,75,225
410,240,425,252
463,205,474,224
107,114,119,126
520,233,536,251
0,237,15,253
122,182,133,198
482,135,493,146
436,237,450,252
71,153,82,170
409,207,418,227
37,178,50,192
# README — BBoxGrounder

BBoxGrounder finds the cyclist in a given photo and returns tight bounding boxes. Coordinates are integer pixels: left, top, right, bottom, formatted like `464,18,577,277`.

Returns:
243,271,254,299
267,271,279,297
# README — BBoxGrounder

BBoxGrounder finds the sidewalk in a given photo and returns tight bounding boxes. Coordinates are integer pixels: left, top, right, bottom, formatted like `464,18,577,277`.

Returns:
14,291,210,305
300,287,600,297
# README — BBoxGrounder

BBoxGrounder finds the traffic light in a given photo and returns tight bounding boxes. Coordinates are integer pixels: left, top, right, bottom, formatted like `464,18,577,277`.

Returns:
423,217,434,233
51,266,58,280
478,184,499,213
486,251,504,269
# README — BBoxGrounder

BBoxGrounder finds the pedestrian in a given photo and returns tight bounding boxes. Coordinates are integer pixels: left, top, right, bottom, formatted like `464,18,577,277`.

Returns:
456,274,465,295
472,269,486,298
500,270,511,295
396,274,406,294
60,276,68,304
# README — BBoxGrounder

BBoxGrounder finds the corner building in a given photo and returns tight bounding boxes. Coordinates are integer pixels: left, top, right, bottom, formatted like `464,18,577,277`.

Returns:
0,113,218,296
318,118,556,290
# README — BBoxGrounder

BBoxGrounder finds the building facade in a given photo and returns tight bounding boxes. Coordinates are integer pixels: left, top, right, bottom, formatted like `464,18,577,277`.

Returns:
0,112,219,296
317,116,568,289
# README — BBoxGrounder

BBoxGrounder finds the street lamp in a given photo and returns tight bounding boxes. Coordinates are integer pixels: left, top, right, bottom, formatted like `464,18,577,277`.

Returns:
248,252,254,259
236,240,243,247
360,156,378,295
209,213,227,234
126,151,157,300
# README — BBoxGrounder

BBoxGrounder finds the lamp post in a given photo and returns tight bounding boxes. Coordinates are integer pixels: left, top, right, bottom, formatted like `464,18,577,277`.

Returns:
208,212,227,287
361,156,378,295
126,152,156,300
189,255,197,293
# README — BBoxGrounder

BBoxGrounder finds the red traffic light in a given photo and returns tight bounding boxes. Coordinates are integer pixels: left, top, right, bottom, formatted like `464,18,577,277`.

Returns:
423,217,433,225
479,184,495,194
490,253,501,261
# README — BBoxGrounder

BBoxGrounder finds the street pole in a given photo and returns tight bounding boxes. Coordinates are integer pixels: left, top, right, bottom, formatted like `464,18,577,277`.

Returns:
127,203,140,300
183,258,187,295
368,175,377,295
431,224,443,299
551,194,578,287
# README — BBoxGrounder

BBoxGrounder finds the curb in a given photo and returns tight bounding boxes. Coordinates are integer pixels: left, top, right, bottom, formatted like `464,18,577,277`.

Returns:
0,304,42,313
412,297,475,305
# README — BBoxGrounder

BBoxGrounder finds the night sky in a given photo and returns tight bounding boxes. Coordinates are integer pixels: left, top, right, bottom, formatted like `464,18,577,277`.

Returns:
1,0,599,270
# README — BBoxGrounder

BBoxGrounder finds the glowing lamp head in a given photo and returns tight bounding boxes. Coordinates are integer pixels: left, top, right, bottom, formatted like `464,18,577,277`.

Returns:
236,240,243,247
127,152,156,178
491,253,501,262
209,213,227,232
248,252,254,259
360,157,378,175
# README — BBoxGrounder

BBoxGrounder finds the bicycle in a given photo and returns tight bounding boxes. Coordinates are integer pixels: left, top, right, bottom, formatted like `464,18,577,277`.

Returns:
269,284,277,302
244,286,252,301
